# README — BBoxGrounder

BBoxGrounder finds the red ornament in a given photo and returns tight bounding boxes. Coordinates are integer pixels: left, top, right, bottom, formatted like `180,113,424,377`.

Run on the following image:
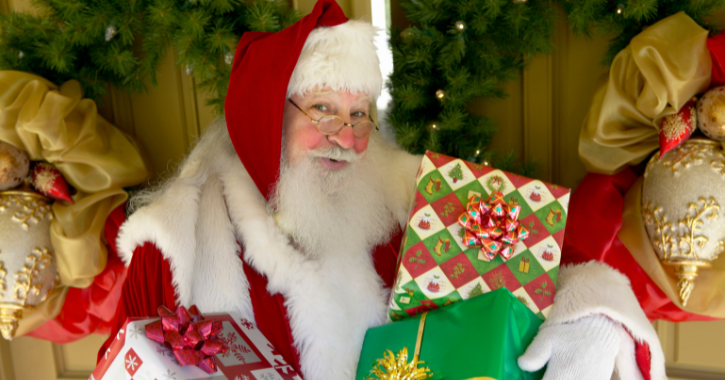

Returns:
658,99,697,157
144,305,228,374
30,162,73,203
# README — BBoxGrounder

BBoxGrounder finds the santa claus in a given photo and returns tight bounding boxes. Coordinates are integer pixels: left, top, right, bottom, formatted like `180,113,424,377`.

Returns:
101,0,666,378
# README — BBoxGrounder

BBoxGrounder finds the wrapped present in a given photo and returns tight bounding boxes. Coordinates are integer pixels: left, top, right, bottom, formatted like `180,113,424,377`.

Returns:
92,306,301,380
389,151,570,320
357,288,544,380
519,257,530,274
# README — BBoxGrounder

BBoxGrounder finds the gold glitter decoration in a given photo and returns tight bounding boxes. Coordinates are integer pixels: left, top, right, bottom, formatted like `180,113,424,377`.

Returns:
0,142,29,190
643,197,724,306
657,142,708,176
0,188,57,340
369,348,433,380
661,107,695,140
710,153,725,179
679,198,720,259
643,139,725,305
697,88,725,140
710,94,725,125
0,306,21,340
0,261,5,294
0,192,52,231
643,202,676,258
14,247,53,304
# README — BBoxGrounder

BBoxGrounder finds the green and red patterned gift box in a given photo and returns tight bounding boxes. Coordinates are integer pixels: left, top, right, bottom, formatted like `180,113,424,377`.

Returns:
388,151,571,321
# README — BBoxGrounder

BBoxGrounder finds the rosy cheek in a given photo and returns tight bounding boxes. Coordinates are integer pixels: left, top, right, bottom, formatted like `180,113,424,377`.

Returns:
299,127,326,150
353,137,370,154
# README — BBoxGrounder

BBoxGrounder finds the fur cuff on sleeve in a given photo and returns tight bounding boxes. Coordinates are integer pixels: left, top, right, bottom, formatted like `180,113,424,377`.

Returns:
551,261,666,380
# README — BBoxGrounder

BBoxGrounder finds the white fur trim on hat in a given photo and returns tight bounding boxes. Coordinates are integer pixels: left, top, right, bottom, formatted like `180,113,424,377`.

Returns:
287,19,383,99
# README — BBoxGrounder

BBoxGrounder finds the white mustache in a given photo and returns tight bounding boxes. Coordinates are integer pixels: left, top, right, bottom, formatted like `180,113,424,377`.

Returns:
309,146,360,162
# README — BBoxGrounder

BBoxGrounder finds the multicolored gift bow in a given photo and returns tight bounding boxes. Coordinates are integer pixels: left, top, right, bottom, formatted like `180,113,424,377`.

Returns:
144,305,228,374
457,191,530,261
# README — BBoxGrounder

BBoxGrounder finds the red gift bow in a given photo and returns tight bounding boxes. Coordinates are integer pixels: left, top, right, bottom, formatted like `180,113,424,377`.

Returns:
144,305,228,374
457,191,530,261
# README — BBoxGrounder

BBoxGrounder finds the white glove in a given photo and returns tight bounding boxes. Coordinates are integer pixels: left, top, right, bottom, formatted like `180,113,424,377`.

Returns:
518,315,644,380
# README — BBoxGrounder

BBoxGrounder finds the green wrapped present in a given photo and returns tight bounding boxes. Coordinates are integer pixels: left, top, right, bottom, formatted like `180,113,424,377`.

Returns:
357,288,545,380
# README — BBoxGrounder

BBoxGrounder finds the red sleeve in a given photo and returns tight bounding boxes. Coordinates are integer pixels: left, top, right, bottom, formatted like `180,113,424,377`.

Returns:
97,241,178,363
373,227,404,288
561,168,717,322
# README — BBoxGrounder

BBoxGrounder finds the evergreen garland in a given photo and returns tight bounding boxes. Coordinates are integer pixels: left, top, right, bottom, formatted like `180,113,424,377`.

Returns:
558,0,725,65
2,0,724,170
387,0,554,175
388,0,725,174
0,0,298,110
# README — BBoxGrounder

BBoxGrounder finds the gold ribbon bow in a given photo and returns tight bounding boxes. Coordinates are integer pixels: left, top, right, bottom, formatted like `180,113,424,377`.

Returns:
579,12,711,174
369,312,433,379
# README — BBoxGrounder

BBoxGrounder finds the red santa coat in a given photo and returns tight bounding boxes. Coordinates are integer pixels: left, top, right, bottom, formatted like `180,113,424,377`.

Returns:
104,234,402,374
100,124,667,379
100,124,423,378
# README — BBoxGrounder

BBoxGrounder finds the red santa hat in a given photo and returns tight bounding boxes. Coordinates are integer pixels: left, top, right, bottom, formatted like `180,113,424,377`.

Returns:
225,0,382,200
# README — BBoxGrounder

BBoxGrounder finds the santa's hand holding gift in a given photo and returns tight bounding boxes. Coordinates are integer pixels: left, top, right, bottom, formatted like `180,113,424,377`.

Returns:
100,0,666,378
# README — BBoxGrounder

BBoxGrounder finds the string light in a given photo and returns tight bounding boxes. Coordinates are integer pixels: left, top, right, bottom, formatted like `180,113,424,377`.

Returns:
105,22,117,42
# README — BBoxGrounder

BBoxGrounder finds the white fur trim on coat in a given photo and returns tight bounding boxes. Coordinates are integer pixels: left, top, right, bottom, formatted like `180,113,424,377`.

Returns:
287,19,383,99
552,261,666,380
116,120,420,379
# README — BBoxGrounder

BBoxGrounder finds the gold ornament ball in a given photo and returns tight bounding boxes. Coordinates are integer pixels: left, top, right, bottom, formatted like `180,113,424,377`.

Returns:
642,138,725,306
454,21,466,31
435,89,446,100
0,190,58,340
427,122,440,132
696,86,725,141
0,141,29,191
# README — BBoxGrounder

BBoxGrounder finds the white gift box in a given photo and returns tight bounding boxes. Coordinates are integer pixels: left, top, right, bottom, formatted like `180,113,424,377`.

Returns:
91,313,302,380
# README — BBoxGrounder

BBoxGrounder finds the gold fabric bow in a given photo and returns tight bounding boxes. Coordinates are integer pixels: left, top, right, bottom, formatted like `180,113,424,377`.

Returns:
0,71,150,335
579,12,711,174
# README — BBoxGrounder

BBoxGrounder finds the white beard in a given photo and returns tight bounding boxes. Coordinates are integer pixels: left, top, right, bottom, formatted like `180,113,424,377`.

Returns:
271,141,398,258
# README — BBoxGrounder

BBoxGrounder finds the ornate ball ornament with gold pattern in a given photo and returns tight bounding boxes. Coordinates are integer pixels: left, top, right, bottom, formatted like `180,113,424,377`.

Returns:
696,86,725,141
642,138,725,306
0,141,29,191
0,188,58,340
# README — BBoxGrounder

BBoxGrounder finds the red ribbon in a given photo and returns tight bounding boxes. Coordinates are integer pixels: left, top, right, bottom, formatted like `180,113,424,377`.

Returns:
457,191,530,261
145,305,227,374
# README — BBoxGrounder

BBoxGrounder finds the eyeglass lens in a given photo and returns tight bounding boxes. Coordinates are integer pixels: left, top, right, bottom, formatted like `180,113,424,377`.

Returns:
318,116,375,138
